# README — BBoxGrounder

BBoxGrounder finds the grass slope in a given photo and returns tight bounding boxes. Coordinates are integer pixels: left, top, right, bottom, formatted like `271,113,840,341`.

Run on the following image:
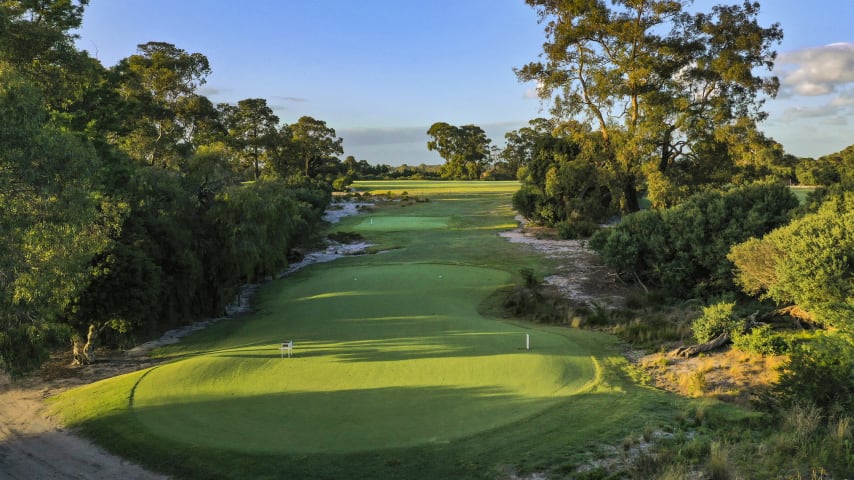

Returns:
50,180,688,479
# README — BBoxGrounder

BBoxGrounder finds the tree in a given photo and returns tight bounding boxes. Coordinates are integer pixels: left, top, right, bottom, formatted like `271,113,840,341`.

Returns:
0,65,119,375
517,0,782,212
115,42,212,168
290,116,343,178
221,98,279,180
426,122,492,180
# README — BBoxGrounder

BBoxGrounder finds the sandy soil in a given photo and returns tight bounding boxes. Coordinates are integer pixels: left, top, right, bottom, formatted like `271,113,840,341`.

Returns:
498,216,633,308
0,358,168,480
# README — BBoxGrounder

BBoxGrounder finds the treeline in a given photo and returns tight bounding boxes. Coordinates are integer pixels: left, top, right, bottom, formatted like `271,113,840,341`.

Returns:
509,2,852,469
0,3,338,376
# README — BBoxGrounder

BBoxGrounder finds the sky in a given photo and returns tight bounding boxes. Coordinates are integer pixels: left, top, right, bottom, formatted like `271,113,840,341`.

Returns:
74,0,854,165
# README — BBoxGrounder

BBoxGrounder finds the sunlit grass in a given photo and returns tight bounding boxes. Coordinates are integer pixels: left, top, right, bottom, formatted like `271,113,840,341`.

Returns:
49,180,690,479
353,180,520,196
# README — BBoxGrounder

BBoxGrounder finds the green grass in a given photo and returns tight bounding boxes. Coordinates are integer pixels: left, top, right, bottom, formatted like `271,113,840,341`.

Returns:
353,180,520,196
50,180,694,479
790,185,816,204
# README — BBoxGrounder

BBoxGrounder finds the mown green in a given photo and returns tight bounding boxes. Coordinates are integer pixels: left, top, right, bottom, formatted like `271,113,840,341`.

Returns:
50,181,690,479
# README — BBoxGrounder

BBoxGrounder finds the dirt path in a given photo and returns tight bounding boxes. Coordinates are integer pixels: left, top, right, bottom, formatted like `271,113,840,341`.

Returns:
0,364,168,480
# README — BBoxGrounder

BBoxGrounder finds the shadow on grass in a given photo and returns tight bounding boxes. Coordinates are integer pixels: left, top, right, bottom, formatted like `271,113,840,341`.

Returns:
69,386,679,480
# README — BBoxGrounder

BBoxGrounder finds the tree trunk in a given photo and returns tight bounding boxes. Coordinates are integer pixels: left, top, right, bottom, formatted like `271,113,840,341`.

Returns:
71,324,97,365
668,333,731,358
623,177,640,212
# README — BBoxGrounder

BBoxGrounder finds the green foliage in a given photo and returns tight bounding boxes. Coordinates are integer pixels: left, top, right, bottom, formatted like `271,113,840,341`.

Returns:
729,192,854,331
774,333,854,412
556,218,599,239
426,122,492,180
590,183,799,297
518,0,783,212
731,324,785,356
692,300,738,344
0,12,337,375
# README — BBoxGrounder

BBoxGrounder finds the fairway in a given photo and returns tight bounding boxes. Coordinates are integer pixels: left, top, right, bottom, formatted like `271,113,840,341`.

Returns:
354,216,449,231
49,181,674,479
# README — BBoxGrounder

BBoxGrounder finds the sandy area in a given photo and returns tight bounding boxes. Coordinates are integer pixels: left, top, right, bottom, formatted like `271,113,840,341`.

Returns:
0,360,168,479
499,216,632,308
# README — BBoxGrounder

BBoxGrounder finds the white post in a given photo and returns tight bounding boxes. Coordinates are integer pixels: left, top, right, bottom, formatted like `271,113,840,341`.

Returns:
526,333,530,350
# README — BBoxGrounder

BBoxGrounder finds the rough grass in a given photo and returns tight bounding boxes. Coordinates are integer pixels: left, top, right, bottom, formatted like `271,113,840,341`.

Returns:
49,180,684,479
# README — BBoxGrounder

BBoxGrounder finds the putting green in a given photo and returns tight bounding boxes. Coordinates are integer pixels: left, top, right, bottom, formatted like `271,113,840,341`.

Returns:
120,264,599,453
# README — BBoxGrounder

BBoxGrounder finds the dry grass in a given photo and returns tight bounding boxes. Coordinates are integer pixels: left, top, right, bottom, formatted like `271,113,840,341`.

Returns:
638,347,785,405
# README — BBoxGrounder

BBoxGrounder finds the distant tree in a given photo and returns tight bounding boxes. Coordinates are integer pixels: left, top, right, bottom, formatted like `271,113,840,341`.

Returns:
517,0,783,212
291,116,343,177
426,122,492,179
221,98,279,180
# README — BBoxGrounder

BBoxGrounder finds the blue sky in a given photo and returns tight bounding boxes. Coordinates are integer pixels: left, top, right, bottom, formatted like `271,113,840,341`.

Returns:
75,1,854,165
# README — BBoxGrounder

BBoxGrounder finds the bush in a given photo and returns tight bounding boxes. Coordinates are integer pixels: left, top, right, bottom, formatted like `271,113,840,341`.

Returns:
556,218,598,239
732,324,785,355
774,333,854,412
692,300,739,343
729,192,854,331
591,183,798,297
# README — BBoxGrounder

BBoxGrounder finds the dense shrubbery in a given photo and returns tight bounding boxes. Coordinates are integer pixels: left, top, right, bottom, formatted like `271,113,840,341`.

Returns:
728,192,854,332
589,183,799,297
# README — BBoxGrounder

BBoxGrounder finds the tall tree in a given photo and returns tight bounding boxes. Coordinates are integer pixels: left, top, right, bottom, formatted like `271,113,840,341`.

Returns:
426,122,492,180
0,65,119,375
291,116,343,178
115,42,212,168
517,0,782,212
221,98,279,180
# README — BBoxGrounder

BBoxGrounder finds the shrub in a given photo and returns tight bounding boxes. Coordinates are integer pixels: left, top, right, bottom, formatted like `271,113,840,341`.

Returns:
729,191,854,332
774,333,854,412
692,300,739,343
556,218,599,239
591,183,798,297
731,324,785,355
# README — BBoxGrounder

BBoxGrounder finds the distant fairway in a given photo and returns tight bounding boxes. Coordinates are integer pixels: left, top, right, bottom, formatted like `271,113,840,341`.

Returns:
354,216,449,232
50,181,680,479
353,180,519,196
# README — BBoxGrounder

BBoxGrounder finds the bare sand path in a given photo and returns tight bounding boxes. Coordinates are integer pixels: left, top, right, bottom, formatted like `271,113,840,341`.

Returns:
0,366,169,480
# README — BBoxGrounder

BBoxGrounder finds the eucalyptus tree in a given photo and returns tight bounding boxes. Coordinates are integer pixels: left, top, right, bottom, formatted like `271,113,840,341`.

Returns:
0,66,118,374
517,0,783,212
115,42,212,168
221,98,280,180
426,122,492,180
291,116,343,178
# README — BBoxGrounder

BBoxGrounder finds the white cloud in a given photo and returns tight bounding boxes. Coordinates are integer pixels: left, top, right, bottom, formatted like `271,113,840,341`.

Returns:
778,43,854,97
